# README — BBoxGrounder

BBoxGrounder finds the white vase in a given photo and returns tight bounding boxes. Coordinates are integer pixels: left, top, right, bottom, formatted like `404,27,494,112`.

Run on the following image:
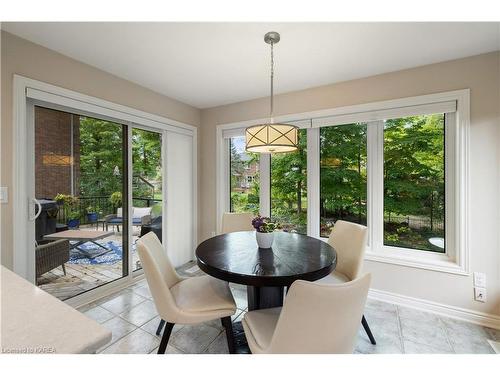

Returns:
256,231,274,249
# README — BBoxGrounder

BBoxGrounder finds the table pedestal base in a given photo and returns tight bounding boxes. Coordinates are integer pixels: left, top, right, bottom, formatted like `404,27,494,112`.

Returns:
232,321,251,354
247,286,284,311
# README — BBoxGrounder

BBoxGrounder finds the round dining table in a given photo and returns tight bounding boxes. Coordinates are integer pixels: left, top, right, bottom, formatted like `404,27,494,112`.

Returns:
195,231,337,311
196,230,336,353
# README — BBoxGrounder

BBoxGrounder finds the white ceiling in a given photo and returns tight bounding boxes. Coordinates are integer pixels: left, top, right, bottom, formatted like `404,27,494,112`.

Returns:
3,22,499,108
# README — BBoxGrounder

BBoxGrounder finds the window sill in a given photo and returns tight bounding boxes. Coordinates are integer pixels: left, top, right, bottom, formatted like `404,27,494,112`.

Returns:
365,247,469,276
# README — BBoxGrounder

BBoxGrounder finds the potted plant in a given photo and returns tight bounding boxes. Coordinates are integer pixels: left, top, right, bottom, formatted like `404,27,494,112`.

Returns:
54,193,67,206
252,216,279,249
86,205,99,223
109,191,122,212
67,210,81,228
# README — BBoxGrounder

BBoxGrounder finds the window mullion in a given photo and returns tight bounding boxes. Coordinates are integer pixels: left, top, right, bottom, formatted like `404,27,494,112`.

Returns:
307,127,320,238
367,120,384,251
260,153,271,217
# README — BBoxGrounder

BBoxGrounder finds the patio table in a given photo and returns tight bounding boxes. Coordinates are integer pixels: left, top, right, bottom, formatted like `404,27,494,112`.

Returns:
44,229,114,259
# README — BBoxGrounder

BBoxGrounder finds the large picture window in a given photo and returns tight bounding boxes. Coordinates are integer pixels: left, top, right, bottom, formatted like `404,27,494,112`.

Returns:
219,90,468,274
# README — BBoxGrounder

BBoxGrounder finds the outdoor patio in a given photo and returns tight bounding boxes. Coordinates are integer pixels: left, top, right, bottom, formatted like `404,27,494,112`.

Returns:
36,224,142,300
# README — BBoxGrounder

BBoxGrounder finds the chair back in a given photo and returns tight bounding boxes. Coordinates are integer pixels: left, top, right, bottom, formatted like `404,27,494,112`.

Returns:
269,273,371,353
328,220,368,280
136,232,181,320
221,212,254,234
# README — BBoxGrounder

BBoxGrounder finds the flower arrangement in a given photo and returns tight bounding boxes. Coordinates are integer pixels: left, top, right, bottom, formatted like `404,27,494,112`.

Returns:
252,216,279,233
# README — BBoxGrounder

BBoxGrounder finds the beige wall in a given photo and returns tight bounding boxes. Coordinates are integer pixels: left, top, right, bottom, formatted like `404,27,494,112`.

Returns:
0,31,201,268
1,29,499,318
200,52,500,317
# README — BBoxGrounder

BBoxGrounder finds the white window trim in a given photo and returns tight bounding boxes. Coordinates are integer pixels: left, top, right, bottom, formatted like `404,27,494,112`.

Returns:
216,89,470,275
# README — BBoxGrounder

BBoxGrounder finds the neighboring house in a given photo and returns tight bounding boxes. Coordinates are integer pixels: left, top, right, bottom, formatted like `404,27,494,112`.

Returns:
233,153,259,193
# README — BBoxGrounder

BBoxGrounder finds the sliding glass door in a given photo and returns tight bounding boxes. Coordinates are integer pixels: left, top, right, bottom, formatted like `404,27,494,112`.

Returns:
33,106,129,300
17,79,196,304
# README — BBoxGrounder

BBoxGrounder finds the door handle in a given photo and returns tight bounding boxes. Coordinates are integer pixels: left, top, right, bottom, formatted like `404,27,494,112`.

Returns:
29,198,42,221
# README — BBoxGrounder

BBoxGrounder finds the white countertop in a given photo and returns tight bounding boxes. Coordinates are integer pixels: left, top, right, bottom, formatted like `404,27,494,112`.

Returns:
1,266,111,354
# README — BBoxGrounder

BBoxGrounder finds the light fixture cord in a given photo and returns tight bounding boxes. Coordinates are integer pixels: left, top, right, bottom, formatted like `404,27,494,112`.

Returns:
270,40,274,123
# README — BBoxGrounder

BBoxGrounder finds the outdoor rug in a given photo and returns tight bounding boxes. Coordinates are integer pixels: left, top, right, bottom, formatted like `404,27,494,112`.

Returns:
68,240,136,265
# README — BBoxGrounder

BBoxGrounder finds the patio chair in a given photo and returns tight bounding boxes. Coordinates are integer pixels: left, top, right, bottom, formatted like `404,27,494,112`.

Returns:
140,215,162,242
36,239,70,279
105,207,152,232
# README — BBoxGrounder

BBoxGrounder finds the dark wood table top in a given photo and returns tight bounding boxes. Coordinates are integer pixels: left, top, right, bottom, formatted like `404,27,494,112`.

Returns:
195,231,337,287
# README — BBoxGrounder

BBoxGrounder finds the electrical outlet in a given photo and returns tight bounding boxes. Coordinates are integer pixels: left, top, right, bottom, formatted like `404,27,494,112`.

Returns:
473,272,486,288
474,287,487,303
211,231,216,237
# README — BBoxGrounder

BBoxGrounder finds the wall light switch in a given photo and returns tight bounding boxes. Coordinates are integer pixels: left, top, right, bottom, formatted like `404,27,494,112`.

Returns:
474,287,487,303
0,187,8,204
473,272,487,288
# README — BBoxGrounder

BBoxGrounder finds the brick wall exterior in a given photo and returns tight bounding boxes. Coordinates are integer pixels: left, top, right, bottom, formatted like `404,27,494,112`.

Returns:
35,107,80,199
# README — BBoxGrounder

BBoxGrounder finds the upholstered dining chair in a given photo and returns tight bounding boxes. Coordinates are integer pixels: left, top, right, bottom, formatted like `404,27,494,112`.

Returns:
242,274,371,353
221,212,254,234
137,232,237,354
316,220,376,345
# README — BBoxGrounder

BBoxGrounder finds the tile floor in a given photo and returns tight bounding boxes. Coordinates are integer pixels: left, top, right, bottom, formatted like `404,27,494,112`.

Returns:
77,261,499,354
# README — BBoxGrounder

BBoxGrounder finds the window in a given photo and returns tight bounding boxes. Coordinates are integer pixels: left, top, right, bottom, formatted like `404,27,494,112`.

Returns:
229,136,260,214
320,123,367,237
383,114,445,253
219,90,469,274
270,129,307,234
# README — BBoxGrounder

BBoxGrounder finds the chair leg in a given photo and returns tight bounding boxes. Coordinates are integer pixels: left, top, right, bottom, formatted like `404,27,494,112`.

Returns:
157,322,175,354
362,315,376,345
156,319,166,336
221,316,236,354
61,263,67,276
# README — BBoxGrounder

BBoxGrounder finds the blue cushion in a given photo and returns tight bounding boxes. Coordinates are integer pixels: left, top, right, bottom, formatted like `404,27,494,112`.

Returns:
108,217,142,225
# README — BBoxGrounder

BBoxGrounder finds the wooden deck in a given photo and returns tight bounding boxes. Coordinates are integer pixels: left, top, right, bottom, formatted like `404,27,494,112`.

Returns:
37,225,141,300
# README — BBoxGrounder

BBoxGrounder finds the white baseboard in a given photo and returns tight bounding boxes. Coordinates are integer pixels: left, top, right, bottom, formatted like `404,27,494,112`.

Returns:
368,288,500,330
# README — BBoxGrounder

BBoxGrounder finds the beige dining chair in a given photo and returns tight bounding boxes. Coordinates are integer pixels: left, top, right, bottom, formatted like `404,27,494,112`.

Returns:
221,212,254,234
316,220,376,345
137,232,237,353
242,274,371,353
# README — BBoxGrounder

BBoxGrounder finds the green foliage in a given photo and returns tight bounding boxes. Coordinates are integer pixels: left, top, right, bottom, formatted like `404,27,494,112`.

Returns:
109,191,122,207
79,118,162,201
270,129,308,233
320,123,367,222
54,193,77,206
384,115,445,221
67,210,81,221
132,129,162,180
230,137,260,214
79,117,124,197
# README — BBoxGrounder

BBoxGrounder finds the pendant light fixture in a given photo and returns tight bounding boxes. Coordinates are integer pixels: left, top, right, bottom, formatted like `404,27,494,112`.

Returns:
245,31,299,153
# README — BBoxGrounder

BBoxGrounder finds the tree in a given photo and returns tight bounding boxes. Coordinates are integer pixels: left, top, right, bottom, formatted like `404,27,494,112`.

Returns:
132,129,162,180
79,117,124,196
270,129,307,231
383,114,445,224
319,123,367,223
132,129,162,198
